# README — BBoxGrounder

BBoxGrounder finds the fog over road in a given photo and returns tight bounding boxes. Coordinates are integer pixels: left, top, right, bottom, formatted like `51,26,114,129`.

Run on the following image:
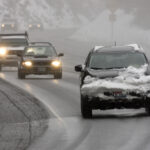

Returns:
1,58,150,150
1,0,150,149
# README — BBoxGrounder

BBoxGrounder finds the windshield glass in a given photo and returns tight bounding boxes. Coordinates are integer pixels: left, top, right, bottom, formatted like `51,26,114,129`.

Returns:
1,39,28,46
25,46,57,57
89,52,147,69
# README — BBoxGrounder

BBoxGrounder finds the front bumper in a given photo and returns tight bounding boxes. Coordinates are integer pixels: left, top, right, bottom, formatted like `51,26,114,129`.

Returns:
84,96,150,110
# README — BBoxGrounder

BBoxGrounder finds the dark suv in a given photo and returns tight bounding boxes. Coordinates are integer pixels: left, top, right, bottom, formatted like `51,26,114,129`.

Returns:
75,44,150,118
18,42,64,79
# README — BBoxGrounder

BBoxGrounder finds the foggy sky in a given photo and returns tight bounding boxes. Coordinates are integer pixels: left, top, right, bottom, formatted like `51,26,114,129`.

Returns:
105,0,150,30
0,0,150,30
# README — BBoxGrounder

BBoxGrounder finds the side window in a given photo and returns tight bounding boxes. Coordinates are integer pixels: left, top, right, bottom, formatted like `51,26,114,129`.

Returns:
85,49,93,66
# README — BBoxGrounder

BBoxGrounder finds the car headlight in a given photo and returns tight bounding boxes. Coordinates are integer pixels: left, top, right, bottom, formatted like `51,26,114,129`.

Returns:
11,24,14,28
0,48,7,56
51,60,61,67
37,24,41,28
1,24,5,27
23,61,32,67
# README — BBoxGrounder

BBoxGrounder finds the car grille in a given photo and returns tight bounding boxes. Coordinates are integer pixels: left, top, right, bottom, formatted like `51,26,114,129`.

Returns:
33,61,50,66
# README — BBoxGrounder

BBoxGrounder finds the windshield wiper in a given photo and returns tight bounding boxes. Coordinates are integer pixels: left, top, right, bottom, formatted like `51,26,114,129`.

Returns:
105,67,125,69
91,67,106,70
25,55,34,57
91,67,124,70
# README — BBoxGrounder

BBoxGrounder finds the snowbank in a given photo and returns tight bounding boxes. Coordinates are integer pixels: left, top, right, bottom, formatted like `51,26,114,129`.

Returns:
81,65,150,99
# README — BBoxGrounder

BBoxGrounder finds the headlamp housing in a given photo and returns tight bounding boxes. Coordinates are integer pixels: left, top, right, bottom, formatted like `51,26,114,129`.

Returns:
22,61,32,67
51,60,61,68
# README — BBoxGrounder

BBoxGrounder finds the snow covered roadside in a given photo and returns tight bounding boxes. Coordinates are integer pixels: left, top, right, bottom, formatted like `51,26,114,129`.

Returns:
81,65,150,99
0,79,49,150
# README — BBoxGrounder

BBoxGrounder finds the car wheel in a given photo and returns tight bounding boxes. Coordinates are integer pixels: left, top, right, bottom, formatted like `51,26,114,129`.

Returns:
81,95,92,118
54,71,62,79
18,70,25,79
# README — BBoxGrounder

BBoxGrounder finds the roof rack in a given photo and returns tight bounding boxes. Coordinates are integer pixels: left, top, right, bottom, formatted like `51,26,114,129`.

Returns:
29,42,52,46
0,31,28,38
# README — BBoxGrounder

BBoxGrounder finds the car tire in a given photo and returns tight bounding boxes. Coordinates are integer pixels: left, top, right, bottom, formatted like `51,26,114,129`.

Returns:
18,70,25,79
81,95,92,118
54,71,62,79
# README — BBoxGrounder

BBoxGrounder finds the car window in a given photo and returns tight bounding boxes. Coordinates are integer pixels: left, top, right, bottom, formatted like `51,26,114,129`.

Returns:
25,46,57,56
89,52,147,69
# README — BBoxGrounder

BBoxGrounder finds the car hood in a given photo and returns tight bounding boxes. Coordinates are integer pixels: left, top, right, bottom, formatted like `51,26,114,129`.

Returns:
86,68,126,79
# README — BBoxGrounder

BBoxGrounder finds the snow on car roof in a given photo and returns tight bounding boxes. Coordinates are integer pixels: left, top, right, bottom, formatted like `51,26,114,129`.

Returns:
94,44,144,53
127,44,144,52
94,46,104,51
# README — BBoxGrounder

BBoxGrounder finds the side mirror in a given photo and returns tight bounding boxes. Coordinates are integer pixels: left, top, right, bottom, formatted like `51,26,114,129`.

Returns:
58,53,64,57
75,65,82,72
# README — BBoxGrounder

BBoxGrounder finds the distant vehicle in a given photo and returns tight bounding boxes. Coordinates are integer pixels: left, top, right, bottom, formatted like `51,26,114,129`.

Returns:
28,23,43,31
0,32,29,71
18,42,64,79
75,44,150,118
1,19,18,31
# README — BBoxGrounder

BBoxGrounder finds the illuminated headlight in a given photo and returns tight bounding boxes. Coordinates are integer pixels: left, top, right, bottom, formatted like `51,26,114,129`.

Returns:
0,48,7,56
1,24,5,27
29,24,32,28
51,60,61,67
23,61,32,67
11,24,14,28
37,24,41,28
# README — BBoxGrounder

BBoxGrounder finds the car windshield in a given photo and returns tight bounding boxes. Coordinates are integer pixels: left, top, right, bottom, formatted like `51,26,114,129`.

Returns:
89,52,147,69
0,38,28,46
25,46,57,57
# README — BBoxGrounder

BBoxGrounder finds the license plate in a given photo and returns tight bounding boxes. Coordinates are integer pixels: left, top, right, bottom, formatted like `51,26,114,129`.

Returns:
38,68,46,72
113,91,126,98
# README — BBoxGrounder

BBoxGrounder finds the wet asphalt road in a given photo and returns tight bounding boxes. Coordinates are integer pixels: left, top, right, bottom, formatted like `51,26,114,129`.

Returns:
0,31,150,150
1,66,150,150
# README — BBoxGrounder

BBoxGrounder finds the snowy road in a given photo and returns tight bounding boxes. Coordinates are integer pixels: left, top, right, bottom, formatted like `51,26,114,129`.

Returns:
1,66,150,150
0,31,150,150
